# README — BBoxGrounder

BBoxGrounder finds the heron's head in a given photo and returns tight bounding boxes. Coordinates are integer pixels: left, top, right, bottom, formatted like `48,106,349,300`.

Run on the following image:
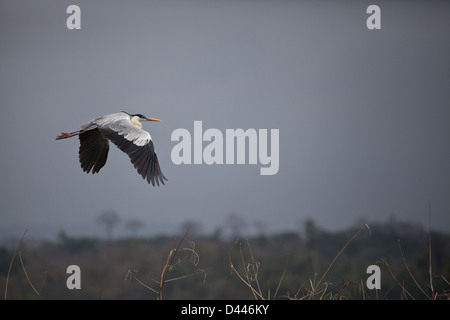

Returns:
122,111,161,122
135,114,161,122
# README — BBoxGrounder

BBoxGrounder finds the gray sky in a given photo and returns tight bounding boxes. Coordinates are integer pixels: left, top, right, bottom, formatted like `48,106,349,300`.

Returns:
1,0,449,240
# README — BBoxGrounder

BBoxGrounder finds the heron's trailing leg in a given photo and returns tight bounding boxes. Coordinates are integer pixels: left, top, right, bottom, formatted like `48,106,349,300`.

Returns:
56,130,85,140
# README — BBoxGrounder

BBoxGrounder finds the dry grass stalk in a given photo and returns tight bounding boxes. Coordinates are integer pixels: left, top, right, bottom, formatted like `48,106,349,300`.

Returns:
380,202,443,300
4,230,27,300
306,224,370,299
380,258,415,300
397,240,431,299
228,238,288,300
19,251,46,299
125,230,205,299
427,201,435,298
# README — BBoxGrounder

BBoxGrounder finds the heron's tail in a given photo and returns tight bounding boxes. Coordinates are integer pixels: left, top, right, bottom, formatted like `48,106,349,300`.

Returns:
56,130,85,140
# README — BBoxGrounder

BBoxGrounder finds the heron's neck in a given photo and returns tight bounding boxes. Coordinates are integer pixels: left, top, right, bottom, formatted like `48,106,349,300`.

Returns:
130,116,143,128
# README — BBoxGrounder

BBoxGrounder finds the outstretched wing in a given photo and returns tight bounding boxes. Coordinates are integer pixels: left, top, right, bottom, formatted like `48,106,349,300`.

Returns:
99,118,167,186
79,129,110,174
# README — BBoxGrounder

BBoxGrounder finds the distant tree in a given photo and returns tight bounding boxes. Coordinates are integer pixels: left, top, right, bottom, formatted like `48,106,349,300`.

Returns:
179,220,203,237
304,219,318,245
303,218,320,272
253,219,269,245
97,210,120,240
224,213,248,239
125,218,145,237
254,219,268,237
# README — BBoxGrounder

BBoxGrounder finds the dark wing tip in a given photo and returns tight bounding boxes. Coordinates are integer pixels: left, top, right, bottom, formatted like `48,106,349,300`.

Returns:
101,128,167,186
145,151,167,187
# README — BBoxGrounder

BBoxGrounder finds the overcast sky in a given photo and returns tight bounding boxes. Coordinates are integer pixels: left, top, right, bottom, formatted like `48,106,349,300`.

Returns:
1,0,449,240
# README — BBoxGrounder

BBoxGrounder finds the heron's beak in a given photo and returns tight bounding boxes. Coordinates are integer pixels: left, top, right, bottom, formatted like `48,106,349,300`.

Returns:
145,117,161,122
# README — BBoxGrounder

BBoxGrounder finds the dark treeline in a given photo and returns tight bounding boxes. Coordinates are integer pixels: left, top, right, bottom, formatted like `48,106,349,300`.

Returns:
1,219,449,300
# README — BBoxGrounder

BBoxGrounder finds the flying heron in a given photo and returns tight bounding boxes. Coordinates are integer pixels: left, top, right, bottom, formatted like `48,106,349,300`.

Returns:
56,111,167,186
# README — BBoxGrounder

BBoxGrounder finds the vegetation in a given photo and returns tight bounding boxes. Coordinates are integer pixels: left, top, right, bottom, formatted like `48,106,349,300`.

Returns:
1,219,449,300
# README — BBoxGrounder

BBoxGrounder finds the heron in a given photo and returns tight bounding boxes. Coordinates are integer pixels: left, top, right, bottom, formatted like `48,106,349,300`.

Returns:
56,111,168,186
